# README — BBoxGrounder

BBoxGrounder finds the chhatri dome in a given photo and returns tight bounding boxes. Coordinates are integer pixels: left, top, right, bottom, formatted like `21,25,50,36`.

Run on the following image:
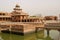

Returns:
11,4,29,22
14,4,22,11
15,4,20,7
11,4,28,16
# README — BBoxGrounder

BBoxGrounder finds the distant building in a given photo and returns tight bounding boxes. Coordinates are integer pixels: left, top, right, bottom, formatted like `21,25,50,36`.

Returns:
44,16,58,20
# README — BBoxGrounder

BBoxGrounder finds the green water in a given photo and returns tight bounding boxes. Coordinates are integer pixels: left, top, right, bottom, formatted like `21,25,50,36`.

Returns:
0,30,60,40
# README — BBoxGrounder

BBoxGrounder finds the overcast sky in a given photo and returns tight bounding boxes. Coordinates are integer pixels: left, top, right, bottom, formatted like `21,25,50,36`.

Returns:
0,0,60,16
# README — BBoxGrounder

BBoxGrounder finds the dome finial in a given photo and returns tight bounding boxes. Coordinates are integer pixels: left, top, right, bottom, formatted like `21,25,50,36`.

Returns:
16,4,20,7
13,4,22,10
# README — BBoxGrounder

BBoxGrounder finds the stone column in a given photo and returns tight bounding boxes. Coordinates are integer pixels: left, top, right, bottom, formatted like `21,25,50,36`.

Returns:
20,16,22,22
46,28,50,36
0,25,1,33
47,30,49,36
9,25,12,31
5,18,6,21
2,18,3,21
37,20,38,22
58,30,60,40
35,27,38,33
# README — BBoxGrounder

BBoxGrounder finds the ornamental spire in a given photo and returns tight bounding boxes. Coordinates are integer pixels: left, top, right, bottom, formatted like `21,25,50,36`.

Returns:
14,4,22,10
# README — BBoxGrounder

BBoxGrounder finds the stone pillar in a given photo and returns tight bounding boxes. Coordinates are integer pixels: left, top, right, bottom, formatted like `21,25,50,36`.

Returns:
20,16,22,22
9,25,12,31
47,30,49,36
33,19,34,22
0,25,1,33
35,27,38,33
2,18,3,21
37,20,38,22
46,29,50,36
58,30,60,40
32,19,33,22
5,18,6,21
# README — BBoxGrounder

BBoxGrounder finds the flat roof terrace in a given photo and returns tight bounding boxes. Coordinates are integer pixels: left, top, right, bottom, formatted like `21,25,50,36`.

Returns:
0,22,43,25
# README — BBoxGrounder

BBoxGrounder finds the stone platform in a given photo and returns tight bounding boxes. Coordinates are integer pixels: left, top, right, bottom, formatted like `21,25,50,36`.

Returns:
0,22,44,35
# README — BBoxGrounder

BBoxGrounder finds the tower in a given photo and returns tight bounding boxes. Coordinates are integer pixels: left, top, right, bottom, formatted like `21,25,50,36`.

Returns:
13,4,22,13
11,4,29,22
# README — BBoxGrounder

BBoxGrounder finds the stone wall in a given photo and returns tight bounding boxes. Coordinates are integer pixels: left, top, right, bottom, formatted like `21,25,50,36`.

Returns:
23,23,44,34
0,22,44,34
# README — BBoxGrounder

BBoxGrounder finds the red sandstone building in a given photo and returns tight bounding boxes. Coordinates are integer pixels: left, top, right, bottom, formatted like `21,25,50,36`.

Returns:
44,16,57,20
0,4,58,34
0,4,43,22
0,4,44,34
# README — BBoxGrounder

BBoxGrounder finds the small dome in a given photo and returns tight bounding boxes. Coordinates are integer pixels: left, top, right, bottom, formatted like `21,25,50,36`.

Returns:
15,4,20,7
14,4,21,10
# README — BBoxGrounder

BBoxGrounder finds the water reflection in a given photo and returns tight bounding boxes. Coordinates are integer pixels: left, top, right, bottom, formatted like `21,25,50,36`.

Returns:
43,35,53,40
35,30,44,40
1,33,24,40
44,30,53,40
0,37,3,40
58,31,60,40
0,30,59,40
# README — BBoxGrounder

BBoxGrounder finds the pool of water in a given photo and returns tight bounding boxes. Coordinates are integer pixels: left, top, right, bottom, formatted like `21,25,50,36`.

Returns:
0,30,60,40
